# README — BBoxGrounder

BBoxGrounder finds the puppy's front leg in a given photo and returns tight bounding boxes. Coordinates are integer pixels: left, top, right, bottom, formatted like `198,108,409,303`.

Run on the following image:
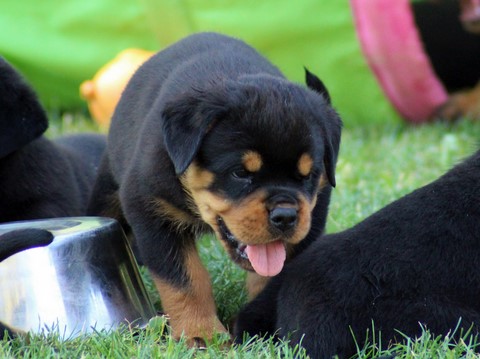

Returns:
151,244,227,346
129,210,227,346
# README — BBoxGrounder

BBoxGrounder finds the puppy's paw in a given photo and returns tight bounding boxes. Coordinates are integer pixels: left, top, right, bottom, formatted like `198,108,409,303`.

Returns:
170,314,231,349
433,85,480,121
190,337,207,349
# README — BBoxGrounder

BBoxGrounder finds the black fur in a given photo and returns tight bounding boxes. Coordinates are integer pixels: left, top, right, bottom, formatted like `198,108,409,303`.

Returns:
413,1,480,92
0,57,106,222
305,67,332,105
235,149,480,358
0,58,48,158
87,32,341,341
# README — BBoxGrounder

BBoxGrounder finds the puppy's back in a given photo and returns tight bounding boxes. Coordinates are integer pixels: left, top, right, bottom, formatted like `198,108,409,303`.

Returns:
108,32,283,179
54,133,106,171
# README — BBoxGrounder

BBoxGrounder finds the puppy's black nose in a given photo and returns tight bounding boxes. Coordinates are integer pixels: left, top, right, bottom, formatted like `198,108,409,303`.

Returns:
269,207,297,232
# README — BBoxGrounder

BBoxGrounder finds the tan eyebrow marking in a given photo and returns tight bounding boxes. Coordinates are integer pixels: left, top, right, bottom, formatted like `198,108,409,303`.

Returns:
242,151,263,173
298,153,313,177
182,162,215,190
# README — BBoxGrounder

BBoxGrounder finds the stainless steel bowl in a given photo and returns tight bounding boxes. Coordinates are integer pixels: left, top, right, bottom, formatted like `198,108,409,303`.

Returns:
0,217,155,337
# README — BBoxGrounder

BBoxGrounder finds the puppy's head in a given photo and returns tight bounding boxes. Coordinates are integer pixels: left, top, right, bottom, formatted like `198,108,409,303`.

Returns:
162,70,341,277
0,57,48,158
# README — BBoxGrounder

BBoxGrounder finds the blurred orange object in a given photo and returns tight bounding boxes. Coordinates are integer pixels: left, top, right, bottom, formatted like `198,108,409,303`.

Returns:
80,49,153,129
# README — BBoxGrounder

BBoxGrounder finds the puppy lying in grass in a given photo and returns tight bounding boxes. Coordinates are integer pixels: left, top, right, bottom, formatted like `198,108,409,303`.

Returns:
235,148,480,358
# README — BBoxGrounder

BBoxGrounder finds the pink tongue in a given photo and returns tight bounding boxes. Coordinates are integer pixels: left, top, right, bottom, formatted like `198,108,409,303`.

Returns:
245,240,286,277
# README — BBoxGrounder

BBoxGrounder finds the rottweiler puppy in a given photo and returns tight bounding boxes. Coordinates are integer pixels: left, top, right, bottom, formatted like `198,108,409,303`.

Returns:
413,0,480,120
87,32,342,344
0,57,106,222
235,149,480,358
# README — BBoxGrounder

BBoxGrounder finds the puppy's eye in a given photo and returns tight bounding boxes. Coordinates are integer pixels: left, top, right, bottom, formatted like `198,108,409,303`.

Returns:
295,172,312,182
231,169,252,181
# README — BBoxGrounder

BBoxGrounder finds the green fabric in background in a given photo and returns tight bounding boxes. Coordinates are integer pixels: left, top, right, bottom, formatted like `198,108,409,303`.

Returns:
0,0,400,125
0,0,157,109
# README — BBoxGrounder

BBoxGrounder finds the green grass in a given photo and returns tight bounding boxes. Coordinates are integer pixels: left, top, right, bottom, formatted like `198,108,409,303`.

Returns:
3,115,480,358
328,120,480,233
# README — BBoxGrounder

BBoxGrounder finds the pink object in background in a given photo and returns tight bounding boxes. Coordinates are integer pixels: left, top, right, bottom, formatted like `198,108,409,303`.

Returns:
351,0,449,123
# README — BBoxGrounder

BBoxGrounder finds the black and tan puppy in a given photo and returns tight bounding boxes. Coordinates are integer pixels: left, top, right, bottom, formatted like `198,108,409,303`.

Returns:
413,0,480,120
0,57,106,222
87,32,341,344
235,149,480,358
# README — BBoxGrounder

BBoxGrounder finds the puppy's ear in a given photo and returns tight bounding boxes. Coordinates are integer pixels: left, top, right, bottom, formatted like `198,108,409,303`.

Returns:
321,110,342,188
0,57,48,158
162,92,227,175
304,67,331,105
304,68,340,187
